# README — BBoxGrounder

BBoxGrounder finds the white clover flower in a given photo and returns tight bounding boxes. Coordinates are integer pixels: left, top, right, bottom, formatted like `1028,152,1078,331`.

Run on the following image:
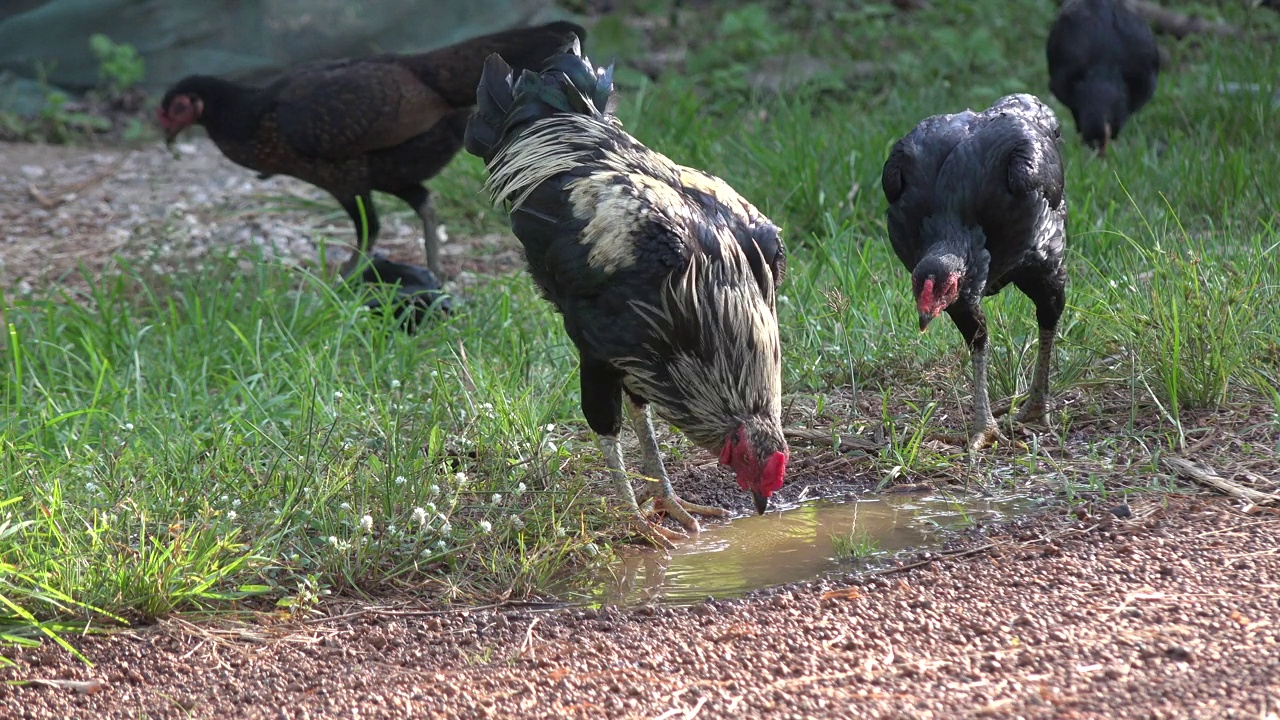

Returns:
232,498,242,508
453,472,467,485
220,494,230,503
390,379,401,389
429,484,440,495
554,526,566,538
333,390,344,400
478,520,492,534
430,370,439,377
327,536,339,547
440,522,452,535
511,515,525,530
394,475,407,486
122,422,135,432
340,502,352,511
85,482,99,493
412,507,429,525
435,540,447,551
387,524,398,535
227,510,238,521
492,494,503,503
515,483,527,496
359,515,373,533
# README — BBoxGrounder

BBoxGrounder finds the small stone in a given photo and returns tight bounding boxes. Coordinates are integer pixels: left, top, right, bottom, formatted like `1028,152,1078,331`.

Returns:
1109,504,1133,519
1166,645,1194,662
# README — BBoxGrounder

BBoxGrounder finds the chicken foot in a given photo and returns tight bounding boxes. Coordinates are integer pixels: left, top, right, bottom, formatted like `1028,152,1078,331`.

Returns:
626,400,727,534
596,434,683,550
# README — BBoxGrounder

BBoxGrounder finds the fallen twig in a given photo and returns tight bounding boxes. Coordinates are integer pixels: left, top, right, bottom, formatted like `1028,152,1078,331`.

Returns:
517,617,541,661
18,678,106,694
27,157,126,210
1124,0,1243,38
1161,456,1280,505
784,427,883,454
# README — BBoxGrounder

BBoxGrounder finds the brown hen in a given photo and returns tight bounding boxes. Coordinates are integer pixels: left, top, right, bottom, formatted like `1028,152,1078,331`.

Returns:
158,21,585,278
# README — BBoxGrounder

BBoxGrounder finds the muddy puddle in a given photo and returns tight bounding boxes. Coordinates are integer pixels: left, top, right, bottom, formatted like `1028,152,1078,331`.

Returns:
577,493,1035,606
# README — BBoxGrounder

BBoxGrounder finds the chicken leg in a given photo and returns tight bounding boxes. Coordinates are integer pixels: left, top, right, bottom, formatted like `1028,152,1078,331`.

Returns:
390,185,444,279
338,193,379,279
596,434,684,549
993,277,1064,424
947,304,1008,452
626,398,727,533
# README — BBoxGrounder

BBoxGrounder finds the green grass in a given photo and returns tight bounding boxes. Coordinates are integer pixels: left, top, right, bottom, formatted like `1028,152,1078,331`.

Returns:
4,0,1280,645
831,529,881,561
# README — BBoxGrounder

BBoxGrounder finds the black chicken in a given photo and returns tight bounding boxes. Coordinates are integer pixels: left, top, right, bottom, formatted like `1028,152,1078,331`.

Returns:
156,21,585,278
1047,0,1159,155
464,40,790,546
881,94,1068,451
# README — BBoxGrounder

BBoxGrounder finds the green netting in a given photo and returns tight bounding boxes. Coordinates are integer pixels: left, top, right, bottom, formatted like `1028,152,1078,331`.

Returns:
0,0,565,108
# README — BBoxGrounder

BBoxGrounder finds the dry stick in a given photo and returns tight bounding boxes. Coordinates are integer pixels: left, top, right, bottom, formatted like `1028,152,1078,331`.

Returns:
517,616,541,660
1057,0,1247,38
783,427,883,454
1120,0,1244,39
27,156,126,209
1161,456,1280,505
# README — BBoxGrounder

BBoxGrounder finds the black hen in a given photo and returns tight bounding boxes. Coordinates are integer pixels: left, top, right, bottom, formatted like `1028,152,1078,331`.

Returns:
464,39,789,546
882,94,1068,451
1047,0,1159,154
157,21,585,279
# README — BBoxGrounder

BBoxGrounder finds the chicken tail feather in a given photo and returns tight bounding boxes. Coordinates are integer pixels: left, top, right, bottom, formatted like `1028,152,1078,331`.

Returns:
464,35,613,165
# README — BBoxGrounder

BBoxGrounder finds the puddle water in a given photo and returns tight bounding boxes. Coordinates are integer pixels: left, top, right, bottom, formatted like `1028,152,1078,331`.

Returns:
576,493,1035,606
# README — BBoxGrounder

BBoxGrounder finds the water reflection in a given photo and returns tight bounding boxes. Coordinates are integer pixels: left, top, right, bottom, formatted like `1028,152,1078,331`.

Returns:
583,493,1032,606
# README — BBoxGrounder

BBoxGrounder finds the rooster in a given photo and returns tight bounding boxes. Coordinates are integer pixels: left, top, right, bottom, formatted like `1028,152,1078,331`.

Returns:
156,21,585,278
881,94,1068,451
464,39,789,547
1047,0,1159,155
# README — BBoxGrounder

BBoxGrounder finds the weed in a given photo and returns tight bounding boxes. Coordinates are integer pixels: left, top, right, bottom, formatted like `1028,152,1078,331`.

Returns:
88,34,145,97
832,529,881,560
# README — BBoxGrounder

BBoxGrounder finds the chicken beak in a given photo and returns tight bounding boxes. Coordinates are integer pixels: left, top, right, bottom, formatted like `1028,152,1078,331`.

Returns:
752,491,769,515
918,311,934,332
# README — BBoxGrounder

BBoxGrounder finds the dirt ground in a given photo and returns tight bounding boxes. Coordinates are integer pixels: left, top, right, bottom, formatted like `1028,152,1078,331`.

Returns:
0,495,1275,719
0,138,522,298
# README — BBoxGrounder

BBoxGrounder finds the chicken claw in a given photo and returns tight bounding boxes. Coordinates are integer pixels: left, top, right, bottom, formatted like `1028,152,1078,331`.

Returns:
991,397,1049,423
636,479,727,535
629,512,684,550
967,423,1010,452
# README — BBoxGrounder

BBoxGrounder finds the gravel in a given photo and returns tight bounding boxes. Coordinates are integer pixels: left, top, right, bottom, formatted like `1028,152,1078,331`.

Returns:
0,138,510,295
2,496,1276,719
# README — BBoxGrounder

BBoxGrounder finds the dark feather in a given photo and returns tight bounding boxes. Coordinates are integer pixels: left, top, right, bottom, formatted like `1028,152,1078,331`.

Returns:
1046,0,1159,147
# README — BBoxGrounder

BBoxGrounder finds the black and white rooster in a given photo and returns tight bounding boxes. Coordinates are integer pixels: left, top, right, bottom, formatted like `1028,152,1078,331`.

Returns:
464,39,789,546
